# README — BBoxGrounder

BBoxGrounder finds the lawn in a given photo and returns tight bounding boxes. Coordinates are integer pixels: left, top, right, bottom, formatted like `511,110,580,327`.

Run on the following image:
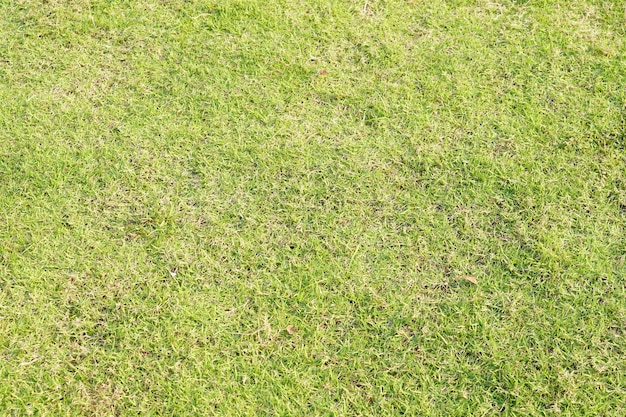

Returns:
0,0,625,415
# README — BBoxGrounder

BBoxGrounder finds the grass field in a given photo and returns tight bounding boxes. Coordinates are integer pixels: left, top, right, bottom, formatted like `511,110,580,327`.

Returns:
1,0,625,415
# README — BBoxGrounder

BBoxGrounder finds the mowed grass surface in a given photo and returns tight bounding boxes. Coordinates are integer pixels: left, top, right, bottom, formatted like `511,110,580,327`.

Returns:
1,0,625,414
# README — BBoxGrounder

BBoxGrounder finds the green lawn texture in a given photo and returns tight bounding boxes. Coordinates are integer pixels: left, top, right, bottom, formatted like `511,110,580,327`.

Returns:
0,0,625,415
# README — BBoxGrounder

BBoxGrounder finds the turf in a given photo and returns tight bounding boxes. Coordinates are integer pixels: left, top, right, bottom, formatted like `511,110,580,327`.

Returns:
1,0,625,415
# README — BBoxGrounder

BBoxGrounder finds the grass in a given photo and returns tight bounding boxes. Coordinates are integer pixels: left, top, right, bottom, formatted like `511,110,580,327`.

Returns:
0,0,625,415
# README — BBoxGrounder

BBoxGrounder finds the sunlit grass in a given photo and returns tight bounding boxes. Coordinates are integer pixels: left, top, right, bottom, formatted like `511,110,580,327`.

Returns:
0,0,625,415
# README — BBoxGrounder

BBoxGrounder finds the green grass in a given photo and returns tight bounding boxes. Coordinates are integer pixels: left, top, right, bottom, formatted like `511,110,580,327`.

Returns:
1,0,625,415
